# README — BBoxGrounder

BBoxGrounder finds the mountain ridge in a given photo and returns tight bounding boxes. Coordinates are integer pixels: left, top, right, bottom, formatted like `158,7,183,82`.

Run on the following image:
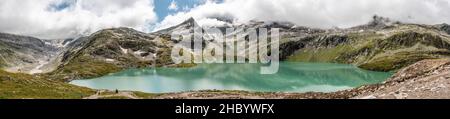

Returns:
1,16,450,99
0,16,449,76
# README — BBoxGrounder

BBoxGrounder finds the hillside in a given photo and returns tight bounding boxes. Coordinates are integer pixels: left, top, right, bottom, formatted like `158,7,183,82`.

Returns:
354,59,450,99
0,70,94,99
47,28,163,81
0,33,61,73
1,16,450,99
46,18,202,81
147,58,450,99
3,16,448,78
282,17,450,71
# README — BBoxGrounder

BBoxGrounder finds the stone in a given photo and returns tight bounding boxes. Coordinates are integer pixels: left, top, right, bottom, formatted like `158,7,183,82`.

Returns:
393,92,408,99
360,95,377,99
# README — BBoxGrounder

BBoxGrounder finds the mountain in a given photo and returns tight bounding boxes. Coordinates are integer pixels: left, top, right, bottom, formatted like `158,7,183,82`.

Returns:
187,16,450,71
155,17,199,35
0,33,61,73
1,16,450,80
0,69,94,99
435,23,450,35
47,27,176,80
282,16,450,71
350,15,401,30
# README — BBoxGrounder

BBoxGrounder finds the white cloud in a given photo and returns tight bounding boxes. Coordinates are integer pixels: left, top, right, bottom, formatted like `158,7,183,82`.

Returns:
168,0,178,11
0,0,158,39
155,0,450,31
2,0,450,38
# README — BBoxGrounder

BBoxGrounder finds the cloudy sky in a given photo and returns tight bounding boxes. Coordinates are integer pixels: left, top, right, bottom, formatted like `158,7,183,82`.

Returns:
0,0,449,39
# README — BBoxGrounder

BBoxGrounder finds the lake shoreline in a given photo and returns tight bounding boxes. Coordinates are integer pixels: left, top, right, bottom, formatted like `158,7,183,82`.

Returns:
84,59,450,99
2,59,447,99
70,62,391,94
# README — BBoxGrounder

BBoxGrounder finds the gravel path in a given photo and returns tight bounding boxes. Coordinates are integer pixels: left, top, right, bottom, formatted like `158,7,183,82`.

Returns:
84,90,141,99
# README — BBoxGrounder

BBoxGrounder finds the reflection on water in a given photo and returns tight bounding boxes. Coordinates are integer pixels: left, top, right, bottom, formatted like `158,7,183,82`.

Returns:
70,62,393,93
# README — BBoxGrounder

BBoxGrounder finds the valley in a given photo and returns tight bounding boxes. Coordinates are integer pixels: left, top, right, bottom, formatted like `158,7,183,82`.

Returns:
1,16,450,99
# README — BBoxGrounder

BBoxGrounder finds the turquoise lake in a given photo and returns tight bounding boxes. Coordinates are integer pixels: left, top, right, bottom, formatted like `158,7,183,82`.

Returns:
69,62,393,93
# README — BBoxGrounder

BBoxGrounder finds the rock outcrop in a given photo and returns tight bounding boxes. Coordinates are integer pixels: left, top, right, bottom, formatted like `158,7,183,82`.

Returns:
355,59,450,99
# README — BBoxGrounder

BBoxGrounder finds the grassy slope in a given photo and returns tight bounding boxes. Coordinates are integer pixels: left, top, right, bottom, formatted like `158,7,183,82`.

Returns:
46,56,122,81
287,25,450,71
0,43,10,68
0,70,95,99
287,32,381,62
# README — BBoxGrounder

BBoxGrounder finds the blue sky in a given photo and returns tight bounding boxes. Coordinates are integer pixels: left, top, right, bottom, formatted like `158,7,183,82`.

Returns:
47,0,219,22
154,0,224,21
154,0,208,22
47,0,206,21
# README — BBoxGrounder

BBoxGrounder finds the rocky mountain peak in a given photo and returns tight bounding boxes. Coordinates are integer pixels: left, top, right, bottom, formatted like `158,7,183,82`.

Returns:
437,23,450,34
352,15,400,30
368,15,394,27
182,17,196,25
155,17,200,35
